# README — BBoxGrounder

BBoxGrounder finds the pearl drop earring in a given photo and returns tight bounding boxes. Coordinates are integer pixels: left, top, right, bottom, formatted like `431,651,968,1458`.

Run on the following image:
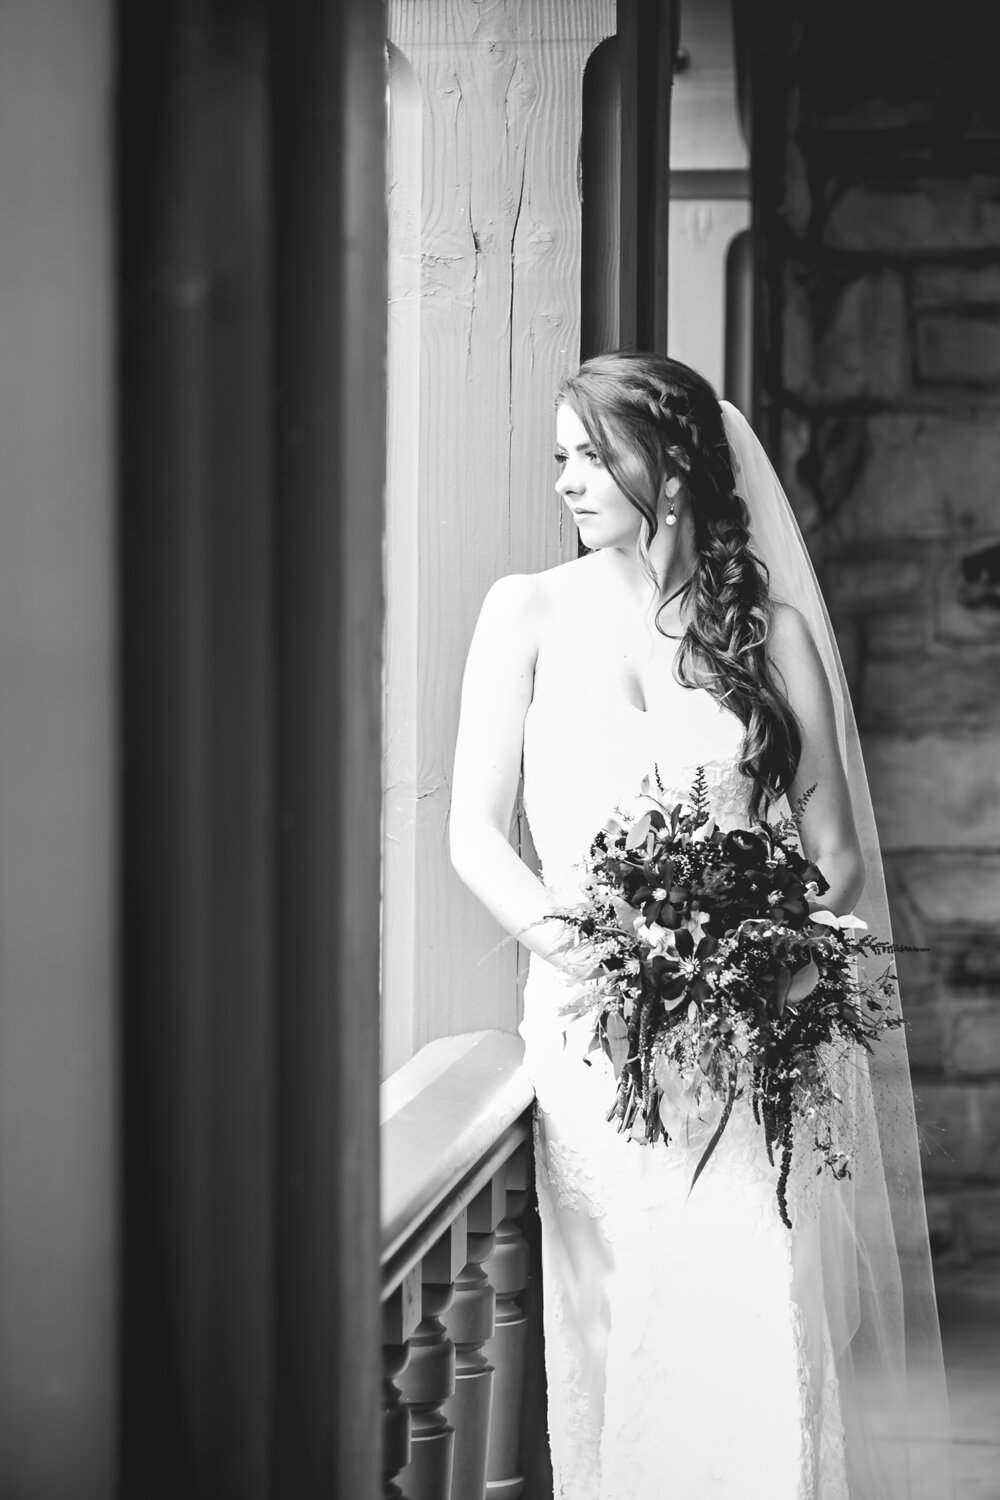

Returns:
664,475,680,526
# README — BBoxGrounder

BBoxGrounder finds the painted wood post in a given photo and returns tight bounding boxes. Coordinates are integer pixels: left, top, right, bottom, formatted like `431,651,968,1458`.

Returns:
384,1268,422,1500
443,1175,511,1500
399,1285,457,1500
383,1341,412,1500
483,1146,532,1500
397,1212,470,1499
383,0,616,1068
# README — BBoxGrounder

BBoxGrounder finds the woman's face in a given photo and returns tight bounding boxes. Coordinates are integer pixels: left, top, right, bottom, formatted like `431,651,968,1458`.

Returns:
554,403,646,552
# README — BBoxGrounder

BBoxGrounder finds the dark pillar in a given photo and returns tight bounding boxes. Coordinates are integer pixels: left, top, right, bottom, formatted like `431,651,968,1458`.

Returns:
270,2,387,1495
617,0,677,351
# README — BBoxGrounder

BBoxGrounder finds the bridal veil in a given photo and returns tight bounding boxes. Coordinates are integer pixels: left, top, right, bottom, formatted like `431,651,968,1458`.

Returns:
721,400,954,1500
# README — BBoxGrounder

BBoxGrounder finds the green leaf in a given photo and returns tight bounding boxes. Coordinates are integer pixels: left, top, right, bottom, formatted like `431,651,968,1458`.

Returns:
603,1009,629,1078
626,812,652,850
774,965,791,1016
787,956,819,1004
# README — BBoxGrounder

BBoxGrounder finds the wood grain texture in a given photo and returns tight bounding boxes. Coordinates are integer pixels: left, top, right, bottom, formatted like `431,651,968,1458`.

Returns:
385,1,615,1059
384,43,424,1075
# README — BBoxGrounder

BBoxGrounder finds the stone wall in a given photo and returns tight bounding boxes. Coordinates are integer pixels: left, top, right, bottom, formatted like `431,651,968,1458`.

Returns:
760,3,1000,1262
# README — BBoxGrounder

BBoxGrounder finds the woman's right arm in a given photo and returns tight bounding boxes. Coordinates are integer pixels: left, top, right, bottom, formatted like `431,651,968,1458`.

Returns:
449,574,576,966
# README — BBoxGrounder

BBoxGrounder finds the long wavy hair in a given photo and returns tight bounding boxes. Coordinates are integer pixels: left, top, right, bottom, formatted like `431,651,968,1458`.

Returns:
557,350,801,815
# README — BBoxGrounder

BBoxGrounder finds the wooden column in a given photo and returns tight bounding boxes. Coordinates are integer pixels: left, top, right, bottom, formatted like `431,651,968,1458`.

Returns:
617,0,677,351
383,1,616,1067
270,0,386,1494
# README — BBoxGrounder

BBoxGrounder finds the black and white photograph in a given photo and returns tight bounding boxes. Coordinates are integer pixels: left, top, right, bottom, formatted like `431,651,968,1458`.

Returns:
0,2,997,1497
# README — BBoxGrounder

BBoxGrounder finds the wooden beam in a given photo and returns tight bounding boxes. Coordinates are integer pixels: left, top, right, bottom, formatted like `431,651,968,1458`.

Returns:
617,0,676,351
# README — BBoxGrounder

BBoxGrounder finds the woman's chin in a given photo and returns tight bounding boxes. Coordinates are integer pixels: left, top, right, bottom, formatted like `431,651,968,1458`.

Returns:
575,519,611,547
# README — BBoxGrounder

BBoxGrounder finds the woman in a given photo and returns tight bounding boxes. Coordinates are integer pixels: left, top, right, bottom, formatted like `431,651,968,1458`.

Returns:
449,353,950,1499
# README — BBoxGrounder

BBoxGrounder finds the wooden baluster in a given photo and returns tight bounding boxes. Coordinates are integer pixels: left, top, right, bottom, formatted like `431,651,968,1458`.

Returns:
483,1146,531,1499
384,1267,421,1499
384,1341,411,1500
398,1211,467,1500
444,1175,505,1500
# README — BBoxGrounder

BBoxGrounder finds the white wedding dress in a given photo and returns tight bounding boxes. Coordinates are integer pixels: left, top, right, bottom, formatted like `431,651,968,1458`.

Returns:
518,661,851,1500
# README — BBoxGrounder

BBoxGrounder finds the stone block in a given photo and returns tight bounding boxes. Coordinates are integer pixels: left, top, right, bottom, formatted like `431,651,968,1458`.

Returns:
824,179,978,254
808,100,930,133
917,313,1000,386
962,1189,1000,1256
782,273,814,403
825,551,925,613
947,999,1000,1077
903,994,947,1073
862,608,931,659
819,412,1000,542
825,177,1000,254
936,542,1000,645
783,141,812,240
889,852,1000,928
859,651,1000,732
864,732,1000,849
924,1189,965,1260
915,1081,1000,1180
777,410,822,538
785,270,909,400
914,265,1000,312
931,930,1000,991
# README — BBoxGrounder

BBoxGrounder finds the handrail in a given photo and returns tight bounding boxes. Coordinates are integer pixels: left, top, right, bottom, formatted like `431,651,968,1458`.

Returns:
380,1030,534,1299
379,1030,540,1498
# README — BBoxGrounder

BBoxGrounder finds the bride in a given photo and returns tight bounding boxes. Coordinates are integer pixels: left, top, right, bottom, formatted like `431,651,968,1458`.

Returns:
449,353,951,1499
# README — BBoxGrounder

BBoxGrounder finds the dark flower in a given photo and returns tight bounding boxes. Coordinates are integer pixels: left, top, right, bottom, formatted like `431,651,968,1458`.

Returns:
721,829,768,871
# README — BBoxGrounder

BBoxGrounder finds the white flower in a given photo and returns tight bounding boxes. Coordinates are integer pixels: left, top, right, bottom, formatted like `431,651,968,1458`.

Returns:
810,909,868,932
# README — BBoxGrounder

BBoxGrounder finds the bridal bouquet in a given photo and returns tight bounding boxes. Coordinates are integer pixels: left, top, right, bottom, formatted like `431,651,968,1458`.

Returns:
548,768,905,1227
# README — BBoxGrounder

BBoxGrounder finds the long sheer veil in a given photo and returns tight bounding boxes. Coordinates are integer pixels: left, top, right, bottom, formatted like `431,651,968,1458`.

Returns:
721,400,953,1499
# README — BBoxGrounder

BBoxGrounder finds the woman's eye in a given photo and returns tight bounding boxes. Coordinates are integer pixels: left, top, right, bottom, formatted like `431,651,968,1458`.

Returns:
586,450,601,465
554,452,567,467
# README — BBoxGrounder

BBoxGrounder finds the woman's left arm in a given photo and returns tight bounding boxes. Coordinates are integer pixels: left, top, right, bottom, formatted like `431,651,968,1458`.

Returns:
767,603,865,915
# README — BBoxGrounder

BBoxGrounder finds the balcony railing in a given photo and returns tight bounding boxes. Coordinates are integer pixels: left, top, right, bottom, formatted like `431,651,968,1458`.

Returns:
381,1031,541,1499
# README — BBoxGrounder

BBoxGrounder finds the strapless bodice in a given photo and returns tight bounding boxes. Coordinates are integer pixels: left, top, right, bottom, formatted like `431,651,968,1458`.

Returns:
521,679,751,903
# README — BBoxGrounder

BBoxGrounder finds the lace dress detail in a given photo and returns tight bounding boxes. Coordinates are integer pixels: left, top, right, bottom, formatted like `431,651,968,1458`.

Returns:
519,681,850,1500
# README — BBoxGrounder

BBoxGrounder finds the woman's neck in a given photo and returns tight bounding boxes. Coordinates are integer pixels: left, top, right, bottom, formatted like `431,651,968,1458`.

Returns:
596,522,698,610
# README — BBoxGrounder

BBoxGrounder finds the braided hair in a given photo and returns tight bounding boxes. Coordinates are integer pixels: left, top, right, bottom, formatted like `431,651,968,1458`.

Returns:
556,351,801,816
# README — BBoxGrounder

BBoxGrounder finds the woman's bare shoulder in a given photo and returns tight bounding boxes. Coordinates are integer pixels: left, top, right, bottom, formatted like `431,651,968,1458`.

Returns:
482,554,598,614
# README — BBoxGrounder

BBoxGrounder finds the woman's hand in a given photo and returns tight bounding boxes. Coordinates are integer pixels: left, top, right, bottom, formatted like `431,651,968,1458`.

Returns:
543,926,607,985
